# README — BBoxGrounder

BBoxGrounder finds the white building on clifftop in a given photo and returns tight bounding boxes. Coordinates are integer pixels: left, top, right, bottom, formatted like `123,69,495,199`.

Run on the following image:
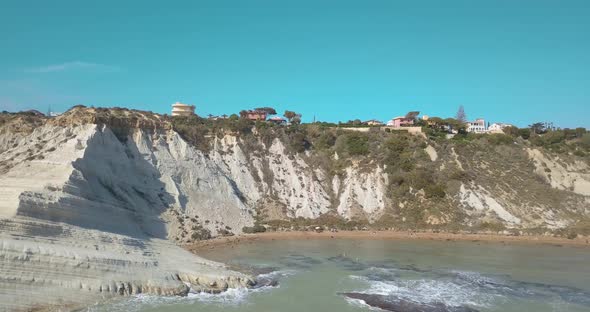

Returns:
467,118,487,133
171,102,195,116
488,122,514,133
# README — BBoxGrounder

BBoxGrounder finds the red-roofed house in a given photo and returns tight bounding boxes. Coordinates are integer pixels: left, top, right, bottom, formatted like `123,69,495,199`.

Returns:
243,110,268,121
386,116,415,128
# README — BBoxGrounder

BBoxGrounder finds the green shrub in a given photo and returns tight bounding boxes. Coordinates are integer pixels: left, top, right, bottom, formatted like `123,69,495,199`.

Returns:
384,135,410,154
345,133,369,155
573,150,586,157
190,227,212,241
486,133,514,145
242,225,267,233
407,169,434,190
390,173,406,186
314,132,336,150
383,135,415,172
477,221,506,232
424,184,446,198
543,131,566,145
518,128,531,139
566,232,578,240
448,168,470,181
397,151,416,171
217,229,234,236
503,126,520,137
172,115,212,152
288,132,309,153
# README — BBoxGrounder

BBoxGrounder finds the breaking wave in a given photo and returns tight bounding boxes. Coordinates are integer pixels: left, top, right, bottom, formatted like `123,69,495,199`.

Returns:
344,264,590,311
350,273,498,308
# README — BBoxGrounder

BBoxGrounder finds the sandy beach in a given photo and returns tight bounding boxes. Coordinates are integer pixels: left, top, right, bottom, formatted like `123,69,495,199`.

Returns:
185,230,590,253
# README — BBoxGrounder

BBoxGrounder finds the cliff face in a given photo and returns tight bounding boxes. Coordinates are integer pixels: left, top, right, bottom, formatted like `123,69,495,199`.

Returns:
2,107,589,235
0,107,589,310
0,112,254,311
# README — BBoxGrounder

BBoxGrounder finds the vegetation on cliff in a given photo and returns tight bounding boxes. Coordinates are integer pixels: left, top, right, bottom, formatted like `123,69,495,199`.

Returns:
168,110,590,236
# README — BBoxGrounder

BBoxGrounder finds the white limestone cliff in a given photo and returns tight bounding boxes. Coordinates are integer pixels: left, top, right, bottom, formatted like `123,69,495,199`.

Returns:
0,125,254,311
1,112,589,311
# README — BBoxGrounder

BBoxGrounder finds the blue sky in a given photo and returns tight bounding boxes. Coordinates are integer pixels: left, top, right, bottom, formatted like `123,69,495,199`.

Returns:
1,0,589,128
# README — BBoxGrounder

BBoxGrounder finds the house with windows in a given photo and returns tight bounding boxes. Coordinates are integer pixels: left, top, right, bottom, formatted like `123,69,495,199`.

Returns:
364,119,383,126
171,102,195,116
386,116,415,128
242,110,268,121
488,122,513,133
467,118,487,133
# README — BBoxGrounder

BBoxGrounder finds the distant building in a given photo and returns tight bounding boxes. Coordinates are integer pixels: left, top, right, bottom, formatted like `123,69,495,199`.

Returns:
364,119,383,126
243,110,268,121
488,122,513,134
422,115,430,121
386,116,415,128
268,116,287,124
207,115,229,120
467,118,487,133
171,102,195,116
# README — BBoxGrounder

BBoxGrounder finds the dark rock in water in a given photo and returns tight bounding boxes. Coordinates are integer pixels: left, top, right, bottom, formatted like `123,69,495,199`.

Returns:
252,276,279,289
326,255,369,271
249,266,281,276
286,254,323,265
280,254,322,269
340,293,479,312
227,265,281,289
339,259,590,310
397,264,432,274
251,267,282,289
365,270,400,282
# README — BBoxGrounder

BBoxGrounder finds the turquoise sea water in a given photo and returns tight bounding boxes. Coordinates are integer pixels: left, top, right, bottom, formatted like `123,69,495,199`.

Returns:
90,239,590,312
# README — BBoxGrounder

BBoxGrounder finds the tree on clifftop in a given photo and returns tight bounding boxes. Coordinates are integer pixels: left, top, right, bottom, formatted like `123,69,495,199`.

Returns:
405,111,420,120
444,118,467,133
529,122,546,134
455,105,467,122
255,107,277,115
284,110,302,125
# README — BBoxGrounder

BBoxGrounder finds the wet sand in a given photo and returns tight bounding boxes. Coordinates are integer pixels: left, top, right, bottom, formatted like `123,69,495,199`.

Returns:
185,230,590,253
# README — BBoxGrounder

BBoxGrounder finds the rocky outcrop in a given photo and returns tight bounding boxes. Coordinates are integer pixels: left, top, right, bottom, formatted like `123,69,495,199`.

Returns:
527,148,590,196
458,184,522,225
335,165,388,221
0,122,254,311
0,218,253,311
340,292,479,312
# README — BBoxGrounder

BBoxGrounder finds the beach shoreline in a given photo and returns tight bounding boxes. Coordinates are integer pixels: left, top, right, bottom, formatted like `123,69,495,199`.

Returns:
185,230,590,253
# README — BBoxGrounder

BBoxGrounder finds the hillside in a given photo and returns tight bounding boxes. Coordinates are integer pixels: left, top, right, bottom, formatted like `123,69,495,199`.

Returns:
0,106,589,310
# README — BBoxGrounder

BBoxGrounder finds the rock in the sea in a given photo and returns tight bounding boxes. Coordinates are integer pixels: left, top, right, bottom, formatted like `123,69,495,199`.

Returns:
340,292,479,312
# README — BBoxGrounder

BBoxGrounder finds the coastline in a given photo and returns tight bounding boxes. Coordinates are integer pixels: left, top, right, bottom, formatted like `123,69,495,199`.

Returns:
185,230,590,253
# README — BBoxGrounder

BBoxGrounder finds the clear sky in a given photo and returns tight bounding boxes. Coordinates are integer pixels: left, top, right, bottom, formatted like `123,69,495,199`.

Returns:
1,0,588,128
